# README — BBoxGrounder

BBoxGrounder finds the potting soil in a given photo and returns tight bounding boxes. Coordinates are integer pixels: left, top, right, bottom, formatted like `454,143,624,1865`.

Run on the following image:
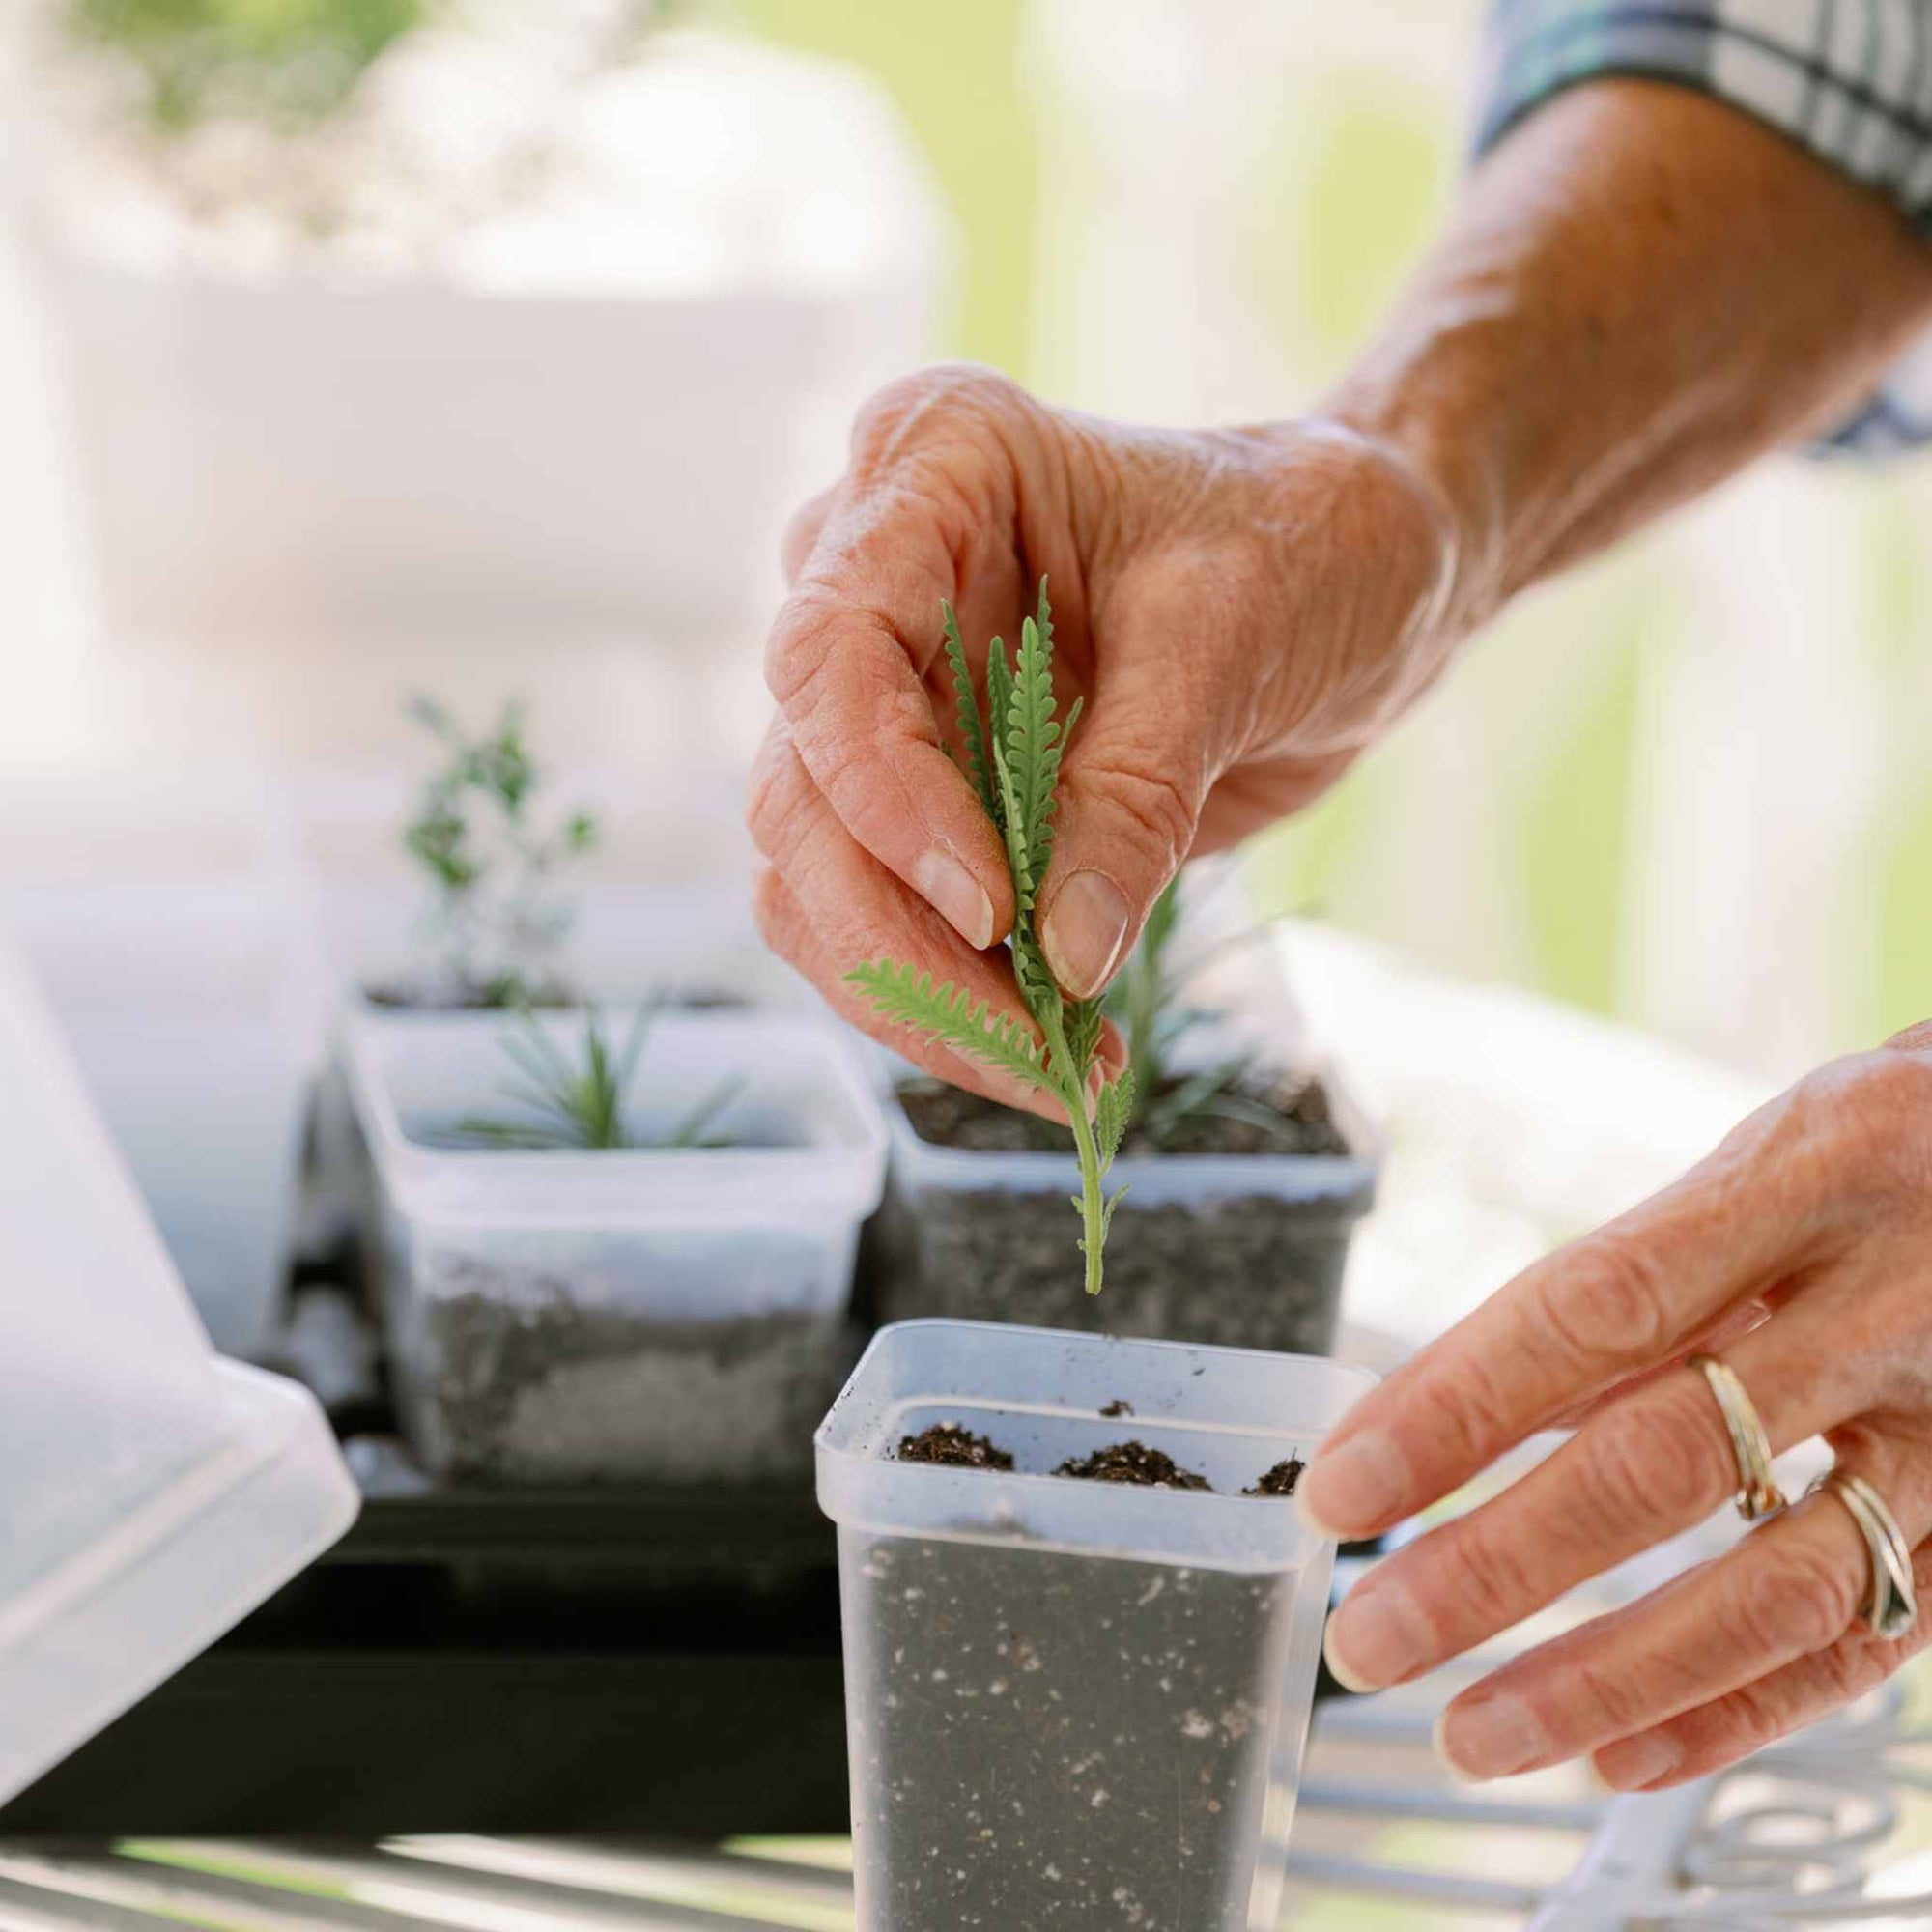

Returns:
845,1531,1295,1928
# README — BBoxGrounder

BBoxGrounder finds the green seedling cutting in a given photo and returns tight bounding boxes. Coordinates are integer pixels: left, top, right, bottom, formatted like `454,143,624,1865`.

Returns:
846,582,1135,1295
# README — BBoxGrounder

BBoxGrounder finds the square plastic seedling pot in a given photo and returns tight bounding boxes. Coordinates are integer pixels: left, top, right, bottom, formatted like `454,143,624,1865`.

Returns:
348,1009,889,1484
877,1072,1378,1356
817,1321,1375,1930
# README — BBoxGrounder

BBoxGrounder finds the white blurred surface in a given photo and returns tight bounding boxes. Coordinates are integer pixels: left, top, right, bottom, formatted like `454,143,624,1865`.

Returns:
1280,918,1776,1351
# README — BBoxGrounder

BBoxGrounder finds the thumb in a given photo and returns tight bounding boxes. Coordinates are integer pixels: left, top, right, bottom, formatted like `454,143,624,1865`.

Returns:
1037,654,1209,1002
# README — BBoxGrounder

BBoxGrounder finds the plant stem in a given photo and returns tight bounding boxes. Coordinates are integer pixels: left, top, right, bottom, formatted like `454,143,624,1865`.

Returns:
1042,1006,1107,1297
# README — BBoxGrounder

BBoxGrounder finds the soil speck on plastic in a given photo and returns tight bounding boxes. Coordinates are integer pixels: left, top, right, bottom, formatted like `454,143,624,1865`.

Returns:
895,1423,1015,1471
1244,1456,1305,1498
1057,1441,1211,1491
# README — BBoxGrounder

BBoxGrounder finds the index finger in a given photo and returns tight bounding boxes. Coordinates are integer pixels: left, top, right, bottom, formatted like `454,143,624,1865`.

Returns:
1297,1104,1833,1541
766,478,1015,955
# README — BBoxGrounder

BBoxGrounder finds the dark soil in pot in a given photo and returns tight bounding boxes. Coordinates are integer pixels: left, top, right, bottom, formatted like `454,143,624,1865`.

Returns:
845,1431,1306,1928
884,1078,1368,1357
900,1075,1348,1161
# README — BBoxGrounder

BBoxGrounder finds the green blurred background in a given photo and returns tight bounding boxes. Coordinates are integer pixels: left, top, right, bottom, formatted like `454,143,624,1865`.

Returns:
734,0,1932,1085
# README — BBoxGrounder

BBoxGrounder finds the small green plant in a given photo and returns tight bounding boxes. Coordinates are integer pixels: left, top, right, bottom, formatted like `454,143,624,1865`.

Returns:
401,693,598,1009
846,582,1134,1296
66,0,421,132
454,1003,739,1151
1108,877,1313,1150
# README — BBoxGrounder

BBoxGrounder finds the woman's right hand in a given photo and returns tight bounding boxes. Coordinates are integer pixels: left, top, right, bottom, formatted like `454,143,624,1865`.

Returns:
747,362,1465,1112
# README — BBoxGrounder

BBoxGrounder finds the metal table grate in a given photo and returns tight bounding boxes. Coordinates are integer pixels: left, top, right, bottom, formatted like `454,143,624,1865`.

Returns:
4,1657,1928,1930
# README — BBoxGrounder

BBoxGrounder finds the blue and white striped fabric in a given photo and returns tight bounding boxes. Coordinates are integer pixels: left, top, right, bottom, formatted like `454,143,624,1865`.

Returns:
1478,0,1932,454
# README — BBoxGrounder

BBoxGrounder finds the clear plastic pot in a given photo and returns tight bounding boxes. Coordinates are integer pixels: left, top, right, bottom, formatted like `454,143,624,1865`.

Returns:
349,1008,889,1484
817,1320,1373,1929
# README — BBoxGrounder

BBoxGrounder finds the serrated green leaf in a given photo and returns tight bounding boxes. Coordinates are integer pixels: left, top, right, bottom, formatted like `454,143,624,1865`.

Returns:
1064,996,1103,1073
984,639,1014,830
844,959,1055,1094
991,733,1034,911
941,601,999,824
1003,610,1065,889
1095,1067,1137,1172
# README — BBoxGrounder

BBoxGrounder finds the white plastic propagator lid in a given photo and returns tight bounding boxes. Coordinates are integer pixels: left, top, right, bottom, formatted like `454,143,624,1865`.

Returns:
0,941,358,1809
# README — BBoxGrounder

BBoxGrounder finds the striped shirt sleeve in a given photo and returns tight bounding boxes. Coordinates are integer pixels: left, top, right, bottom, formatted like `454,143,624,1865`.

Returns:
1477,1,1932,455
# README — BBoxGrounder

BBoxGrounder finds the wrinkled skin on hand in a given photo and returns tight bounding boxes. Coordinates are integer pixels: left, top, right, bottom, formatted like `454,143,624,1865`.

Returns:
1304,1023,1932,1791
747,364,1462,1114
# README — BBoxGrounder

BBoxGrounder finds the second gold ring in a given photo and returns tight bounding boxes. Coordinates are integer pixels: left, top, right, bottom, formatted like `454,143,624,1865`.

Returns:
1690,1353,1787,1522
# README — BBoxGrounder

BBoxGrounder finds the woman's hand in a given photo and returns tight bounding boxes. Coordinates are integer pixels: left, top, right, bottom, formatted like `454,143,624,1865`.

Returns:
747,364,1462,1112
1302,1022,1932,1790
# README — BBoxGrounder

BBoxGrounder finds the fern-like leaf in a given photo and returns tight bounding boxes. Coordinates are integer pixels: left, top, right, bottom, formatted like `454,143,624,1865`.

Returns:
1063,995,1104,1073
1094,1067,1137,1173
844,960,1055,1094
941,601,998,823
984,637,1014,826
1003,611,1064,888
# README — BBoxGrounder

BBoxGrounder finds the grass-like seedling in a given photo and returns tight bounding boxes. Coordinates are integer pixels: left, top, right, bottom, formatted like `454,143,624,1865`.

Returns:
401,694,598,1009
1109,876,1314,1151
454,1003,739,1152
846,582,1135,1296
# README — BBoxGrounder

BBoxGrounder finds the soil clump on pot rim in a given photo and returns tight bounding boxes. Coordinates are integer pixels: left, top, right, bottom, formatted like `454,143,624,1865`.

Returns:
1244,1455,1307,1497
1055,1440,1211,1490
894,1422,1014,1470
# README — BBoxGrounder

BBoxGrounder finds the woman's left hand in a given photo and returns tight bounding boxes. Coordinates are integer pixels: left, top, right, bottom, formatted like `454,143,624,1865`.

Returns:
1299,1022,1932,1791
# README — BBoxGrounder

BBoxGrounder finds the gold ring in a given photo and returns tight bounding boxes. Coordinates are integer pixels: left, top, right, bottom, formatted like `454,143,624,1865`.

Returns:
1689,1353,1787,1521
1808,1469,1918,1642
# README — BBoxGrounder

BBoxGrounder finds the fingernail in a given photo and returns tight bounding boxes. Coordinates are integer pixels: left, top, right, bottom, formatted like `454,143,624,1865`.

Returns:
1592,1732,1681,1792
1436,1693,1547,1780
915,849,995,950
1041,871,1130,999
1296,1431,1408,1539
1322,1578,1432,1691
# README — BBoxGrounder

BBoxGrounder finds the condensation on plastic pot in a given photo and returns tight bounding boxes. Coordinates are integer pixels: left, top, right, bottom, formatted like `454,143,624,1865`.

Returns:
0,941,357,1809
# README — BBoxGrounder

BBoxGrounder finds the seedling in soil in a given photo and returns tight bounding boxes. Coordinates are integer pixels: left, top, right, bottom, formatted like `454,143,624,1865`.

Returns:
399,693,599,1009
846,582,1135,1296
453,1003,739,1151
65,0,421,132
1109,876,1338,1152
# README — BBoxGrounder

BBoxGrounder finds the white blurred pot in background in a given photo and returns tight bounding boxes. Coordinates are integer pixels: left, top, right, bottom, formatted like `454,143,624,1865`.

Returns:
25,19,954,644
